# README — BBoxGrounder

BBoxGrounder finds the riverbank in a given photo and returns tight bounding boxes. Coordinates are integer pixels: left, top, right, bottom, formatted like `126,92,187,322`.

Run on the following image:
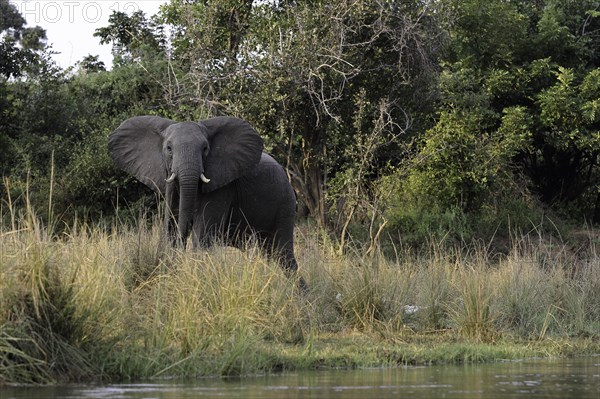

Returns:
1,211,599,384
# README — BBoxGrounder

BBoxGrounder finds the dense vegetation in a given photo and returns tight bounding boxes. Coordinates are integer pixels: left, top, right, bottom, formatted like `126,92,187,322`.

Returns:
1,206,598,384
2,0,599,242
1,0,599,385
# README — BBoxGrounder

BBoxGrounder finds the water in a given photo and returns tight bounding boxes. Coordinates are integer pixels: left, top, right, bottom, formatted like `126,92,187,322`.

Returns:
4,357,599,398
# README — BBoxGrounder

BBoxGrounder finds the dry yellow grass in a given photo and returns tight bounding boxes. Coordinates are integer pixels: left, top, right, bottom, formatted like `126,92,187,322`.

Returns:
1,205,599,384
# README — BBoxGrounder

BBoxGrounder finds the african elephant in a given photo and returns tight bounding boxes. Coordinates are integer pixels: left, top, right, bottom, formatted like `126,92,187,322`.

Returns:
108,115,305,288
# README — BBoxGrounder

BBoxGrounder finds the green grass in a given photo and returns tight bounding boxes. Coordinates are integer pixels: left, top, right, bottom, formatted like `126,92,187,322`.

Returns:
1,204,599,385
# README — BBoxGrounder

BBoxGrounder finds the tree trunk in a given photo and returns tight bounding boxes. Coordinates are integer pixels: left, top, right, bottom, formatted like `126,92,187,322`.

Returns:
593,189,600,225
288,151,327,228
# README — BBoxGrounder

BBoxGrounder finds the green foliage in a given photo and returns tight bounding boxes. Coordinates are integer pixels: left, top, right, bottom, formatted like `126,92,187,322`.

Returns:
1,1,171,222
537,67,600,151
94,10,165,65
400,102,532,210
77,55,106,73
0,0,47,79
1,0,599,241
387,206,472,249
157,0,441,227
443,0,529,68
388,0,600,244
407,110,493,211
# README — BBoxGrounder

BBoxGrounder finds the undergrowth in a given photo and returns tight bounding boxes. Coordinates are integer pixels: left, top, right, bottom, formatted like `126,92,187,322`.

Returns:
1,203,599,385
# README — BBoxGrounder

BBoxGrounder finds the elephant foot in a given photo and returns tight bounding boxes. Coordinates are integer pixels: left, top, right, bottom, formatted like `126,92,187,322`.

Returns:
285,270,308,293
297,276,309,294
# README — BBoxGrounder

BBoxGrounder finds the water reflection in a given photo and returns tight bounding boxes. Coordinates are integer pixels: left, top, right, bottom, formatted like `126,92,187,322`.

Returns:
3,357,599,399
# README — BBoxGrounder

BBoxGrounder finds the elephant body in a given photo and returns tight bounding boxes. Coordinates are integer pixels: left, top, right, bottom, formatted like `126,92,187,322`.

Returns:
108,116,304,287
185,153,298,270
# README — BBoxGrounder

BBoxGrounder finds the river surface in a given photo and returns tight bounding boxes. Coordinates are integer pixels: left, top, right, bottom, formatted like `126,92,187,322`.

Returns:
4,357,599,398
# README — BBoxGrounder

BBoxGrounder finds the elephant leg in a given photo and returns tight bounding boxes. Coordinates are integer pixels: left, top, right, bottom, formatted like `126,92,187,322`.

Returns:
263,232,307,292
191,228,212,250
191,217,216,250
281,251,308,292
192,199,232,249
281,254,308,292
164,182,179,247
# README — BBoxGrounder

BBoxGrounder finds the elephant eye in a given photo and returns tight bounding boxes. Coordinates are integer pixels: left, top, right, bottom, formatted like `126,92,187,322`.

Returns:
166,145,172,153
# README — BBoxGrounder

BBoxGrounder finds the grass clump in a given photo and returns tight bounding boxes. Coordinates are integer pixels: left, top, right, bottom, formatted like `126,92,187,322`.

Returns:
1,204,599,385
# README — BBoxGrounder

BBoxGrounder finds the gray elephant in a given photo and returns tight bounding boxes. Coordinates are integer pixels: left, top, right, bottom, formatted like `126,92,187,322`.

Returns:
108,115,305,289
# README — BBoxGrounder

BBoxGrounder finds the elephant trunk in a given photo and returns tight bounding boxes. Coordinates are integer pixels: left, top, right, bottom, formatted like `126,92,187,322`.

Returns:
177,169,200,246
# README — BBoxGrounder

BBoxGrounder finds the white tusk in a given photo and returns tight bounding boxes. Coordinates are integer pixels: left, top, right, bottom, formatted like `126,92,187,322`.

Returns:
165,172,176,183
200,173,211,183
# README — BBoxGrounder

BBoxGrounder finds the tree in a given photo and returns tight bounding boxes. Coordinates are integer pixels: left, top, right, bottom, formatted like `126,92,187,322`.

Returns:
78,55,106,73
0,2,170,222
406,0,600,223
94,10,165,65
0,0,58,182
158,0,442,228
0,0,47,79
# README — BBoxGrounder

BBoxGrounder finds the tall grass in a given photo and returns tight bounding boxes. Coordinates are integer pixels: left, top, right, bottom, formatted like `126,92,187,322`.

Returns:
1,201,599,384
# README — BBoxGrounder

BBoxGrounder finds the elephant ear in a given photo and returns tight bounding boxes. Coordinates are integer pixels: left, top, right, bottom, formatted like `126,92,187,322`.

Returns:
201,116,264,192
108,115,175,195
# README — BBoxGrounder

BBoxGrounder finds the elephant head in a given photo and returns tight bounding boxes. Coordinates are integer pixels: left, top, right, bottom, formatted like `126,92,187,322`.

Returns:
108,115,264,243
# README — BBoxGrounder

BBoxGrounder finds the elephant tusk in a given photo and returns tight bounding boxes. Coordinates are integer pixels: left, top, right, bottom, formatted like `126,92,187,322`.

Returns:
166,172,176,183
200,173,211,184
